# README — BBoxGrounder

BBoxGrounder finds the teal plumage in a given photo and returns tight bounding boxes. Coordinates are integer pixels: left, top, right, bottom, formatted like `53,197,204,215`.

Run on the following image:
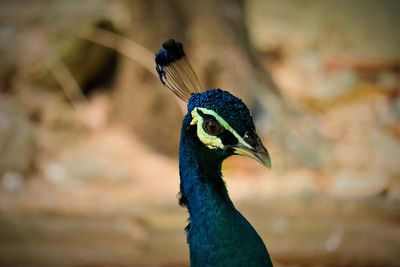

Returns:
156,40,273,266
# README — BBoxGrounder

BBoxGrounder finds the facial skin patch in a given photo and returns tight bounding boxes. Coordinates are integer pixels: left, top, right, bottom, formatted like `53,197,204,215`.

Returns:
190,108,224,149
190,107,252,150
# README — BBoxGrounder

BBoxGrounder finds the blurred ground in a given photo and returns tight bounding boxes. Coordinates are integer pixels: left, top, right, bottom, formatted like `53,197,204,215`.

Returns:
0,0,399,266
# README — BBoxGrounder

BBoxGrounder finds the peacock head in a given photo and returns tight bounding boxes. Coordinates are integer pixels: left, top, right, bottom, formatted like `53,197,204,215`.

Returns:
155,39,271,167
186,89,270,167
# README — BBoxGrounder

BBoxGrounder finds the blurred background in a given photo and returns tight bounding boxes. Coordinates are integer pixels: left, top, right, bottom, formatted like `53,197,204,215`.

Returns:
0,0,399,266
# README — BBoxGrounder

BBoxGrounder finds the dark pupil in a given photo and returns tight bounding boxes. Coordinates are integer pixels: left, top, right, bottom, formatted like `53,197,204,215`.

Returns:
203,120,223,135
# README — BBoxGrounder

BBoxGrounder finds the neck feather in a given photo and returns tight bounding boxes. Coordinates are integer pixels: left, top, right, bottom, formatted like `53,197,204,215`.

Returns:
179,113,238,219
177,114,272,266
178,116,234,219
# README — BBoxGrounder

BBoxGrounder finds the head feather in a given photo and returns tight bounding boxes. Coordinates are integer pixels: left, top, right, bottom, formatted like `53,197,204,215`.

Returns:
155,39,201,102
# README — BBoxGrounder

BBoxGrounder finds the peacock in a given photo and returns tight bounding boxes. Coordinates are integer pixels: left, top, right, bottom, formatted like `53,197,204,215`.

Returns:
155,39,273,267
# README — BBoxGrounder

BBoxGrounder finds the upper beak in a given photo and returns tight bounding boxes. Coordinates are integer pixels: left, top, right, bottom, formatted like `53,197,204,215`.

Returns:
232,132,271,168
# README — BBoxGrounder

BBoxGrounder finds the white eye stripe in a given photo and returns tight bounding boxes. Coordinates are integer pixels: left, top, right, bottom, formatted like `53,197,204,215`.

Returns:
190,107,252,149
190,109,223,149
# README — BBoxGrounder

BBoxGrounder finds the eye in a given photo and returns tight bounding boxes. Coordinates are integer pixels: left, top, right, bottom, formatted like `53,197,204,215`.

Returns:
202,119,224,135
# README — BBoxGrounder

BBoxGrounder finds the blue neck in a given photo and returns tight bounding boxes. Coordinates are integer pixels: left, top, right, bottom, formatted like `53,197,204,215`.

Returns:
178,114,273,266
179,115,235,221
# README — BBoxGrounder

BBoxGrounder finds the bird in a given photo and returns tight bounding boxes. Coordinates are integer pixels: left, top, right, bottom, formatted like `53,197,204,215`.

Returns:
155,39,273,267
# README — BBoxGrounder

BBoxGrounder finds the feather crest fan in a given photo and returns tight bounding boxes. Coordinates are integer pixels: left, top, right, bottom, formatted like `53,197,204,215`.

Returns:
155,39,201,101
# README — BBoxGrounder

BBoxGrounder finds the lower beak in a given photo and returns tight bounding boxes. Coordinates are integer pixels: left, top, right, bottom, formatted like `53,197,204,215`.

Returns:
232,140,271,168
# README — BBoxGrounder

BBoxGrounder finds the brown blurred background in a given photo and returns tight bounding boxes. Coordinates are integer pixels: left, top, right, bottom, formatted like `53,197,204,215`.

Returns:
0,0,399,266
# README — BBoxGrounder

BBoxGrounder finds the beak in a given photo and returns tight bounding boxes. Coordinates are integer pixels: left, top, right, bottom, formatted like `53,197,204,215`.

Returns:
232,132,271,168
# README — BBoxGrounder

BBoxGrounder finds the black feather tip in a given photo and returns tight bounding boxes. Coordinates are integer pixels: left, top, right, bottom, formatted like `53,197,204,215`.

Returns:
155,39,185,84
156,39,185,66
155,39,201,101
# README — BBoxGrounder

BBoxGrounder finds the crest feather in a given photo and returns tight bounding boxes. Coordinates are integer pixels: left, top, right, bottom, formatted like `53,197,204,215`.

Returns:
155,39,201,102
